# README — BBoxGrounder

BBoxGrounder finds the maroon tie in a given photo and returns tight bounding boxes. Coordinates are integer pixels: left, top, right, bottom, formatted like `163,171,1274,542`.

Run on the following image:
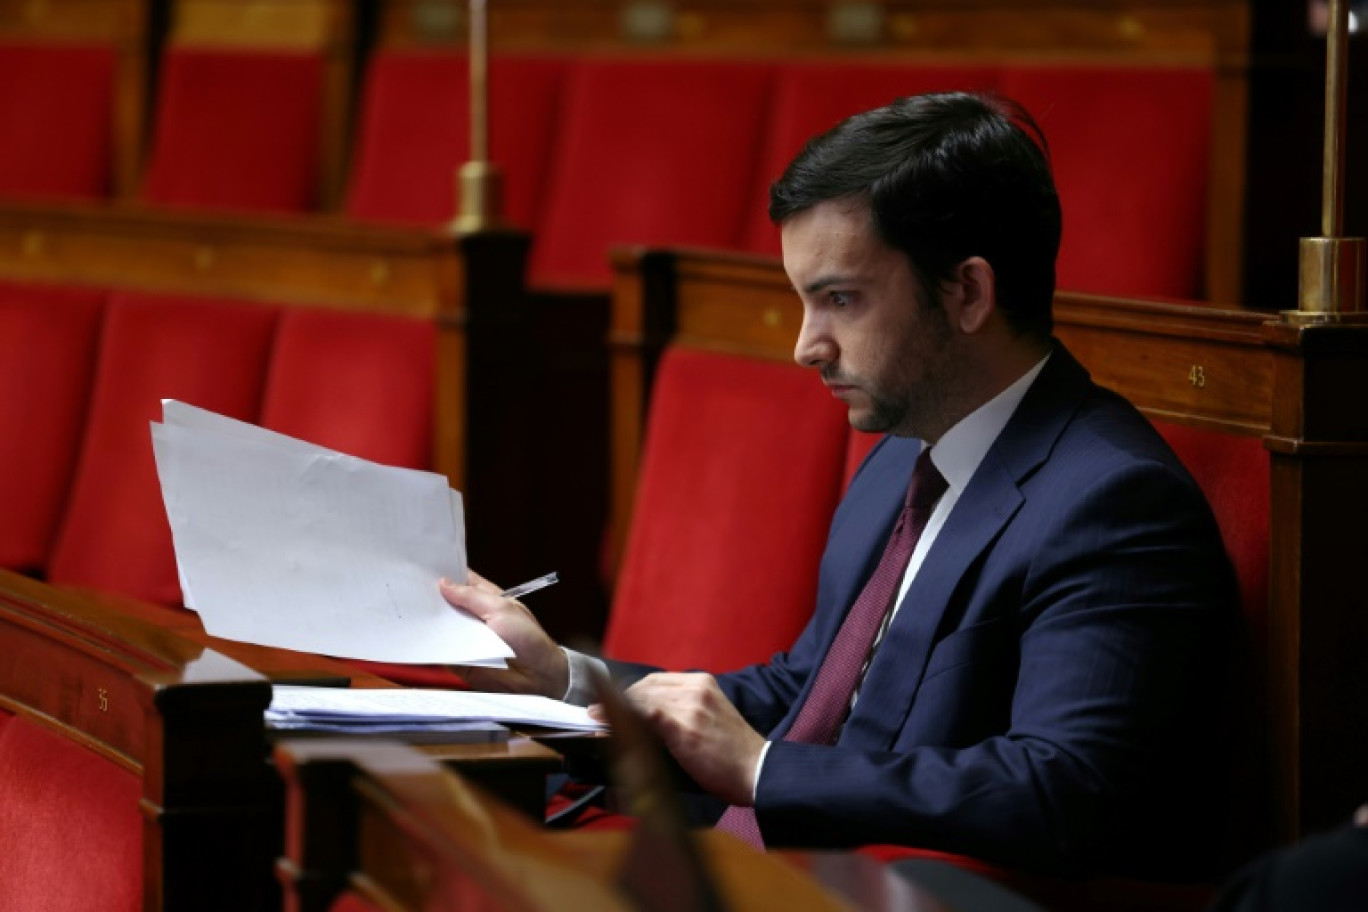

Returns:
716,449,947,848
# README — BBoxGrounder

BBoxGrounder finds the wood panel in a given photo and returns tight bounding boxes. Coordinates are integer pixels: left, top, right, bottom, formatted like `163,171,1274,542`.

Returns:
381,0,1243,60
1054,291,1273,433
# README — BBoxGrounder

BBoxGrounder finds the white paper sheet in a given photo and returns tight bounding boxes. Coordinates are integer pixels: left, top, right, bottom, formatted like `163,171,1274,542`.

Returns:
152,401,513,666
268,686,607,732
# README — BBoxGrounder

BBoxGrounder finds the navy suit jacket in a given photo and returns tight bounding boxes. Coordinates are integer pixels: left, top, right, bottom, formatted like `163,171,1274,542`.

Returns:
712,344,1234,877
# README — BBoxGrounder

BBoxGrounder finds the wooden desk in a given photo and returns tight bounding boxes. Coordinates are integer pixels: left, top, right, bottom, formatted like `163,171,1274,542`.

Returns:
276,738,947,912
0,569,570,909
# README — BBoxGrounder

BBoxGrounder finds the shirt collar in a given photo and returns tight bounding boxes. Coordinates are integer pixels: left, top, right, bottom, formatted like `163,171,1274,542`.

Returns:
927,353,1051,494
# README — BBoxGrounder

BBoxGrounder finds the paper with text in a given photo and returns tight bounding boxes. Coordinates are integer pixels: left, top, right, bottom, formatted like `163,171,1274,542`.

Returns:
152,401,512,666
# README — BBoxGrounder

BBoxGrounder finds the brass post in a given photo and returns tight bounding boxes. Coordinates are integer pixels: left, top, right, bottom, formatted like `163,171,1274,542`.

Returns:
453,0,506,234
1292,0,1367,321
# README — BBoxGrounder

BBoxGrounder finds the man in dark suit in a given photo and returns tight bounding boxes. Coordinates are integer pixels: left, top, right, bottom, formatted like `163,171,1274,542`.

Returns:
441,93,1233,878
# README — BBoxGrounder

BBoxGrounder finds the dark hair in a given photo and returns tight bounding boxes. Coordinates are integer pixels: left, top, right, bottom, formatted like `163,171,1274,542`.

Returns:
770,93,1062,339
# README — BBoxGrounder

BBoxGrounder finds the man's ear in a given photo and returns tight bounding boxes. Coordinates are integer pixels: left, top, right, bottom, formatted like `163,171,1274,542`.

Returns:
944,257,996,334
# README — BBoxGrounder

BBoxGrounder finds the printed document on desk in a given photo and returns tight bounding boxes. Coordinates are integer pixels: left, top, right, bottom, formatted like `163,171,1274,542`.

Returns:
151,401,514,667
269,686,608,733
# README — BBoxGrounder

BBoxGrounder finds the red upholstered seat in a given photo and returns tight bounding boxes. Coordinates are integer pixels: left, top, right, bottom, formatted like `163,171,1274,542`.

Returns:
345,50,566,229
1153,422,1269,636
743,62,1002,256
0,716,143,912
0,283,105,572
1002,66,1213,299
603,348,849,672
843,430,883,490
260,308,436,470
529,58,774,289
140,47,325,213
0,41,115,200
46,291,279,604
1155,420,1271,869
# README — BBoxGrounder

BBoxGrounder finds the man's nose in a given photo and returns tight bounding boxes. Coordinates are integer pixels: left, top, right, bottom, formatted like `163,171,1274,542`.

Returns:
794,317,834,369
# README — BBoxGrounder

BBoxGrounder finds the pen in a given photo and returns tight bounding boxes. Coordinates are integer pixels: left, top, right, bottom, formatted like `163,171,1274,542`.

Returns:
499,572,559,601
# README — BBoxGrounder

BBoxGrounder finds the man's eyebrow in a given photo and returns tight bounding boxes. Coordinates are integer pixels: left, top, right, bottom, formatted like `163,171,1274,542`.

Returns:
797,274,859,295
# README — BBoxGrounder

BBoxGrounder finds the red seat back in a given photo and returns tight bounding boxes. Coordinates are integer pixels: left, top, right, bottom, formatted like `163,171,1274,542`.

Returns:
1002,65,1213,299
843,430,884,490
0,42,116,200
46,291,279,604
1155,420,1271,869
604,348,849,671
140,47,325,213
0,717,142,912
1152,422,1269,641
743,62,1002,256
0,283,105,571
345,50,566,229
260,308,436,470
530,58,773,288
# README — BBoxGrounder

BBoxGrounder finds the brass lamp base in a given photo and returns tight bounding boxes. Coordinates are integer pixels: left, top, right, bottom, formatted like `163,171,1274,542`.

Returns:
451,161,506,235
1284,236,1368,324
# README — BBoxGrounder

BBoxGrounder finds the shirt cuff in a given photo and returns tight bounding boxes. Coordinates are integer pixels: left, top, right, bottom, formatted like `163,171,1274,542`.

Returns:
752,740,772,804
561,646,609,706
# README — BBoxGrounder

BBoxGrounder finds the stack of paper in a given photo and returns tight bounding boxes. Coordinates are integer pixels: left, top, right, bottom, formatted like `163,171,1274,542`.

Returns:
151,401,513,667
268,686,608,735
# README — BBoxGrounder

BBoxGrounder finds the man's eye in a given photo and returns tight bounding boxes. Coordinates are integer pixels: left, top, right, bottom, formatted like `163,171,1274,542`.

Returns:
830,292,852,308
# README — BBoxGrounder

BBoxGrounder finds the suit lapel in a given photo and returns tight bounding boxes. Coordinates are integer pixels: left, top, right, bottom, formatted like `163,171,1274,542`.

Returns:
840,345,1094,748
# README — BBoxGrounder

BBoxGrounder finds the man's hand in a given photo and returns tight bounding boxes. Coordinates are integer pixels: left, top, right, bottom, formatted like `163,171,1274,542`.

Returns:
439,570,568,699
603,672,766,807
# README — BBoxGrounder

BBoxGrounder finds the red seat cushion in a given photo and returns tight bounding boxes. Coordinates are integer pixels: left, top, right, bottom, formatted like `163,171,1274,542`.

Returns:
260,308,436,470
46,291,279,604
0,41,115,200
1002,65,1213,299
843,430,884,490
0,716,142,912
529,58,774,289
604,348,848,671
743,62,1002,256
141,47,324,213
0,283,105,571
345,51,566,229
